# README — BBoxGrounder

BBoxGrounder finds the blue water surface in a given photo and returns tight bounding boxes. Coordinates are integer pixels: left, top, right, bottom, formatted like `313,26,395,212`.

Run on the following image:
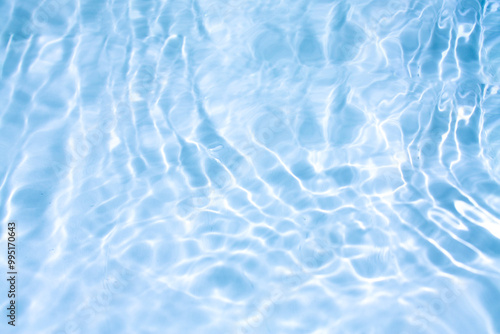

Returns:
1,0,500,333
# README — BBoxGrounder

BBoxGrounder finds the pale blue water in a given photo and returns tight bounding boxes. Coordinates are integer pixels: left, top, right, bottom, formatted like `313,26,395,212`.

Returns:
1,0,500,333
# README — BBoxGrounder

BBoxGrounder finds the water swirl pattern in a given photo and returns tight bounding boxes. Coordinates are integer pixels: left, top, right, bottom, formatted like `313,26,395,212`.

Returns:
1,0,500,333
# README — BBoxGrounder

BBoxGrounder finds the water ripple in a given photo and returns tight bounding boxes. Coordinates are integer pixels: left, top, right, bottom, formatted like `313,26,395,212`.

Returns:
1,0,500,333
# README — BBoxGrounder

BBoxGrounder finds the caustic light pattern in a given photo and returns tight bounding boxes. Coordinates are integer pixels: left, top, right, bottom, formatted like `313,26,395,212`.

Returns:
1,0,500,334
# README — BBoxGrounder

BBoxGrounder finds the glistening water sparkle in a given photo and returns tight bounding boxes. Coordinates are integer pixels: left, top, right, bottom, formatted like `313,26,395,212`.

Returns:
1,0,500,333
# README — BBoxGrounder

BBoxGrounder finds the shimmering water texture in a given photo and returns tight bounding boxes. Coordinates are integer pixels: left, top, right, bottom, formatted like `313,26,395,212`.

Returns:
1,0,500,333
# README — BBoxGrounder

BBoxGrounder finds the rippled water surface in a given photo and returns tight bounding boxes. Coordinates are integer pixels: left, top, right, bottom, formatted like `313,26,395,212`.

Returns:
1,0,500,333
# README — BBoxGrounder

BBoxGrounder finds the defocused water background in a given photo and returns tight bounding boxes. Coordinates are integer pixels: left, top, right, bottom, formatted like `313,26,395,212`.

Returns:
1,0,500,333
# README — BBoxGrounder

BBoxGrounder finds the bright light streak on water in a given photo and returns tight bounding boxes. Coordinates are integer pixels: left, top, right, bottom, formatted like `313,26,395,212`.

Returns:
1,0,500,333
